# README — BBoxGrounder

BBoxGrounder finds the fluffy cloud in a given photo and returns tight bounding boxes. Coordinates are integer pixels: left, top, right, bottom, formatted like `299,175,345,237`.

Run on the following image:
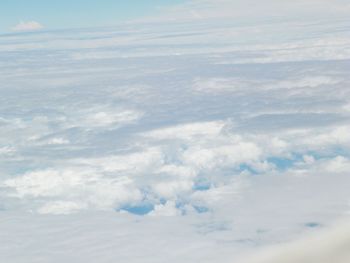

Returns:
11,21,44,32
149,201,181,217
4,168,143,212
2,117,349,215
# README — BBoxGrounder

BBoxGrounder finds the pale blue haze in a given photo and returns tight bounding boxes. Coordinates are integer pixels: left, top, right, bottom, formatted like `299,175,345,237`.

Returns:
0,0,186,32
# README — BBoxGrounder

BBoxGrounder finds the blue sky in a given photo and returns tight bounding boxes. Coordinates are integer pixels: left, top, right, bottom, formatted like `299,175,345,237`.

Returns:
2,0,349,33
0,0,186,32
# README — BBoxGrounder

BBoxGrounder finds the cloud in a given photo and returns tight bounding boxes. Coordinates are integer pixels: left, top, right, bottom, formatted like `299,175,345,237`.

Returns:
0,146,15,156
37,201,87,215
46,137,70,145
0,11,349,263
65,106,143,129
4,168,143,213
11,21,44,32
156,0,350,22
81,109,142,128
142,121,225,140
149,201,181,217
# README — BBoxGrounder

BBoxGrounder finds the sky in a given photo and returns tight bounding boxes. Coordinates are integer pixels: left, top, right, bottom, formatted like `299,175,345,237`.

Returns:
2,0,350,33
0,0,186,32
0,0,350,262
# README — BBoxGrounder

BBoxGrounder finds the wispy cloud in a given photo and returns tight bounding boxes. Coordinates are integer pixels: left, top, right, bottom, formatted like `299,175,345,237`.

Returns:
11,21,44,32
150,0,350,22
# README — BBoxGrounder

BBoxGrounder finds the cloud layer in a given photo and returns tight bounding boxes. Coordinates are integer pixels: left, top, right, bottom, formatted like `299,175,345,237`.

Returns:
0,7,349,263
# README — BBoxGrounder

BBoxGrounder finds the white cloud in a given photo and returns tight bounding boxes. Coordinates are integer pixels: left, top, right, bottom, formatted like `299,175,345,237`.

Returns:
38,201,87,215
193,78,245,93
82,110,142,128
46,137,70,145
153,179,194,199
149,201,181,217
191,180,245,207
0,146,16,156
322,156,350,173
0,10,350,263
11,21,44,32
57,106,143,130
4,168,143,213
74,147,164,174
142,121,225,140
300,126,350,148
182,141,262,170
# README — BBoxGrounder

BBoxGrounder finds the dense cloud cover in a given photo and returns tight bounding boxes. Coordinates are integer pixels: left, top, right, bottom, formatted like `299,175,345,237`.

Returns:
0,3,349,262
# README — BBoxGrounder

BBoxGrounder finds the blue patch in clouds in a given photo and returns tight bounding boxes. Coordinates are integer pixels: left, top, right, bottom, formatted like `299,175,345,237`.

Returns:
120,203,154,215
268,157,295,170
238,163,258,174
193,206,209,213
